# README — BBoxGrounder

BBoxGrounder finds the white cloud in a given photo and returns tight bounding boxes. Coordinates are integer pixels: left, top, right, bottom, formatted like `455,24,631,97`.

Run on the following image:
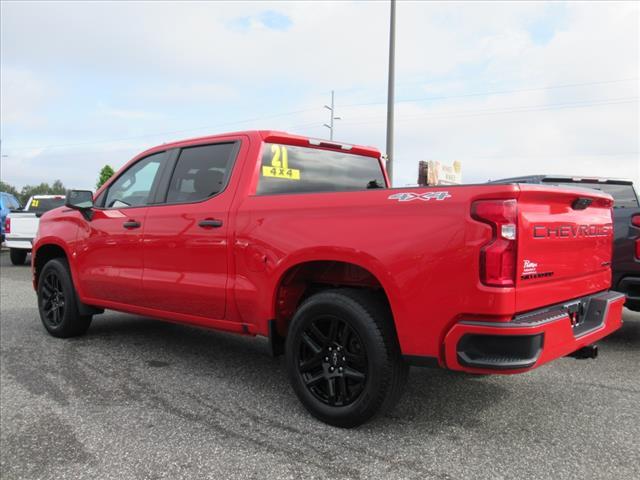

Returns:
134,83,237,103
96,103,166,120
0,67,55,128
0,1,638,189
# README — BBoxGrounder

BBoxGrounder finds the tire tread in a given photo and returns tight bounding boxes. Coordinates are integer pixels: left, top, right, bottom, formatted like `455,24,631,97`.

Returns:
286,288,407,427
37,258,92,338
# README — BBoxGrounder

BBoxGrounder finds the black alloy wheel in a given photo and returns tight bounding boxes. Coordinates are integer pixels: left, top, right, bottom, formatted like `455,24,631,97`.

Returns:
37,258,92,338
40,270,66,328
298,315,368,407
286,289,408,428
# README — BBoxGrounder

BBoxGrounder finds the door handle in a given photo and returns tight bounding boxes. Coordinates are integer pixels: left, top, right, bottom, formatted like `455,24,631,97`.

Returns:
198,218,223,228
123,220,141,229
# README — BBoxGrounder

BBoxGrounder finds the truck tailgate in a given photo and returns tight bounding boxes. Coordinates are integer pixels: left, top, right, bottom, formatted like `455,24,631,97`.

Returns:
516,184,614,311
7,213,38,238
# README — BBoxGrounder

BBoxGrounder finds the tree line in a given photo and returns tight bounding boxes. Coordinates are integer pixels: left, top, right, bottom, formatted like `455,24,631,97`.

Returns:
0,165,115,207
0,180,66,206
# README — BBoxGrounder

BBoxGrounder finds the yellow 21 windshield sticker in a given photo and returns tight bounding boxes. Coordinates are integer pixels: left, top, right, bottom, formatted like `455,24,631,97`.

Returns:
31,199,40,208
262,144,300,180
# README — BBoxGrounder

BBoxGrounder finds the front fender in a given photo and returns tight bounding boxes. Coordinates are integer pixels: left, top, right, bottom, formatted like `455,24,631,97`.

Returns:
32,210,83,292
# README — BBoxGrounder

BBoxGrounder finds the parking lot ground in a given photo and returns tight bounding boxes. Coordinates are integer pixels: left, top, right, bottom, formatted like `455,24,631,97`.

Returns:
1,250,639,480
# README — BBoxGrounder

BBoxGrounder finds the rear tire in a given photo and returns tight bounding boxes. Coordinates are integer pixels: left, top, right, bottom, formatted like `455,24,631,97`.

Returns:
37,258,92,338
625,299,640,312
285,289,408,428
9,248,27,265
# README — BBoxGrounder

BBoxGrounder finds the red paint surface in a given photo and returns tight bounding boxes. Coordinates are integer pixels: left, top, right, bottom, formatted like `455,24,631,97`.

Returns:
33,130,622,372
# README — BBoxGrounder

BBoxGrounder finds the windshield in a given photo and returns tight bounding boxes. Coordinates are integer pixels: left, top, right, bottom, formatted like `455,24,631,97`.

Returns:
256,143,385,195
547,182,639,208
27,197,66,214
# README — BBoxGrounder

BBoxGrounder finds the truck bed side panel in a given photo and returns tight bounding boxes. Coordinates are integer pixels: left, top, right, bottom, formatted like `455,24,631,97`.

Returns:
234,185,521,357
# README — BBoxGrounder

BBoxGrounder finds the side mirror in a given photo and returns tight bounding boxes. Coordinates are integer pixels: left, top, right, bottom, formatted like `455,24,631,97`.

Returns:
65,190,94,220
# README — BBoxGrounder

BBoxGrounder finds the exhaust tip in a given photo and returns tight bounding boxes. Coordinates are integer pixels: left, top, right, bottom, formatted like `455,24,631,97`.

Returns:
567,344,598,360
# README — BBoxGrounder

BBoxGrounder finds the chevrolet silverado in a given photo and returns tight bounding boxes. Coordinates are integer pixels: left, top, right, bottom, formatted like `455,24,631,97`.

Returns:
32,131,625,427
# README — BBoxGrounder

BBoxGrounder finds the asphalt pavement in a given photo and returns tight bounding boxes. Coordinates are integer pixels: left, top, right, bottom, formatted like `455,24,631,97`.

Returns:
1,250,639,480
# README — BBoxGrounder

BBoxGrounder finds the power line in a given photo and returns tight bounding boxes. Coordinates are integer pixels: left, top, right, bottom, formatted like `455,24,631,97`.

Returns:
338,96,638,127
467,151,639,160
5,107,322,152
4,77,637,153
340,77,639,108
279,96,640,131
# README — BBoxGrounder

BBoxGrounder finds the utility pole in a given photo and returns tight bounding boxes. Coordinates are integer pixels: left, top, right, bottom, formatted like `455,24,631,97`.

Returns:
323,90,341,140
386,0,396,185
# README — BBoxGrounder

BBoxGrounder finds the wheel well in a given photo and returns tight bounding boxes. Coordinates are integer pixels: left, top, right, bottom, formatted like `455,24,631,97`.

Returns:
273,261,392,339
34,244,67,286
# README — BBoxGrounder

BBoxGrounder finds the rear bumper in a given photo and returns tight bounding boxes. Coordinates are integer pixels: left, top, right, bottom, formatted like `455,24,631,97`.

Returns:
4,237,33,250
444,290,625,374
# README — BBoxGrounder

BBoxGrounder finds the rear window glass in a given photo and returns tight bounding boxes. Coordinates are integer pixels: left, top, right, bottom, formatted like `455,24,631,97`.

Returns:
27,197,65,214
256,143,385,195
548,182,639,208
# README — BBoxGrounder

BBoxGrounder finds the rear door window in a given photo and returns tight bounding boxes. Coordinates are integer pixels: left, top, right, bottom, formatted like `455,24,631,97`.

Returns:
165,143,237,204
256,143,385,195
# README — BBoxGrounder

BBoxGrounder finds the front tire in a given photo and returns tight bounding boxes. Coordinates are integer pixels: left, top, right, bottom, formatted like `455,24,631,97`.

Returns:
9,248,27,265
37,258,92,338
285,289,408,428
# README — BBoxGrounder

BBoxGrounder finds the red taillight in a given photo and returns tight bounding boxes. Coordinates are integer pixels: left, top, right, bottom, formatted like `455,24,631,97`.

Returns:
632,214,640,259
4,217,10,234
471,199,518,287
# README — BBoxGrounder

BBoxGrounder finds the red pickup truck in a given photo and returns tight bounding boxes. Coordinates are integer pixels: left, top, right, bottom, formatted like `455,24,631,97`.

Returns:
32,130,625,427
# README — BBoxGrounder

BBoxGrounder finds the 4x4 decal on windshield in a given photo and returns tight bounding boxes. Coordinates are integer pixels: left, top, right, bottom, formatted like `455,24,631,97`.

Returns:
388,191,452,202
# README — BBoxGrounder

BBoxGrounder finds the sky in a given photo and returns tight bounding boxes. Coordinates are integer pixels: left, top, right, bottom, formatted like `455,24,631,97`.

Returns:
1,0,638,190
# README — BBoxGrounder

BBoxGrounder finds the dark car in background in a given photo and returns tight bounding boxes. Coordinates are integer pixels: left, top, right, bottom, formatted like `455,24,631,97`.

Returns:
490,176,640,311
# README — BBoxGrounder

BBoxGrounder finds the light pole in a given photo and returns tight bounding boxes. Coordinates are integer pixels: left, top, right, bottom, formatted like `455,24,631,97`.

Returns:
386,0,396,185
323,90,341,140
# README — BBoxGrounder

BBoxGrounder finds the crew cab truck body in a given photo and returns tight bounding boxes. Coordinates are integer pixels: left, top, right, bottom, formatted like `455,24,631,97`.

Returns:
5,195,66,265
32,131,625,427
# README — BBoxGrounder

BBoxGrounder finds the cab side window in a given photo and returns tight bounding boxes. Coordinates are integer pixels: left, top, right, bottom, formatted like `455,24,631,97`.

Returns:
165,143,236,204
104,152,165,208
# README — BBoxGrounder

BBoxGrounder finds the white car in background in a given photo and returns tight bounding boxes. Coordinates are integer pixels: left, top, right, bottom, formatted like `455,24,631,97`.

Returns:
4,195,66,265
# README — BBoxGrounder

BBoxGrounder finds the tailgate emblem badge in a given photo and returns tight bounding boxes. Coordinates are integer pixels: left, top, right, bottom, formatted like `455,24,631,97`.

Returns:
388,191,451,202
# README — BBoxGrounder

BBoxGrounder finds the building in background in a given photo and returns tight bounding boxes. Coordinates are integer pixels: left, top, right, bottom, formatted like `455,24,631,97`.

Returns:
417,160,462,186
